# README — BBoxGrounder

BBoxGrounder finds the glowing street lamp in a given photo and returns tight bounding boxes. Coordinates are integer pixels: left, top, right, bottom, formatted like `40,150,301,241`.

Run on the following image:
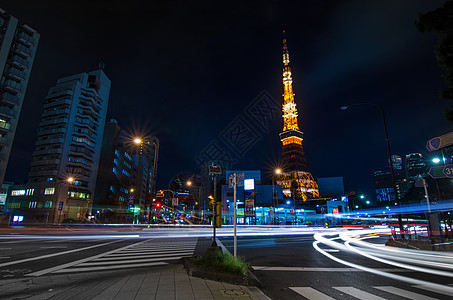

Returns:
432,157,441,164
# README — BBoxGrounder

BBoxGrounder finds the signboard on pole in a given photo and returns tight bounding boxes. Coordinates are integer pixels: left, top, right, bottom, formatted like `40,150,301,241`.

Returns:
443,164,453,178
58,201,63,211
172,198,179,206
426,131,453,151
429,166,445,179
237,173,244,187
245,198,254,217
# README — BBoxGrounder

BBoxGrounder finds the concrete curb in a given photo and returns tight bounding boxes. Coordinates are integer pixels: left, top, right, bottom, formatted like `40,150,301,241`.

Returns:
182,238,262,287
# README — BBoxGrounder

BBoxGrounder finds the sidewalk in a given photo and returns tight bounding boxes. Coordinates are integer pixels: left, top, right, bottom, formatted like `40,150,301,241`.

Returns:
0,264,269,300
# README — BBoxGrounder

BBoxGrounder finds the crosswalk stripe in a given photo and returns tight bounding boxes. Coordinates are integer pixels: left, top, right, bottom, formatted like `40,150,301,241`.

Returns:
78,256,184,266
289,287,335,300
414,285,453,296
374,286,438,300
334,287,386,300
117,247,195,253
52,262,168,273
95,252,193,261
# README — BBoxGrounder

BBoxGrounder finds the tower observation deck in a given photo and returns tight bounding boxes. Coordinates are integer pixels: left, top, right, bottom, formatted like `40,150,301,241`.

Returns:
277,32,319,200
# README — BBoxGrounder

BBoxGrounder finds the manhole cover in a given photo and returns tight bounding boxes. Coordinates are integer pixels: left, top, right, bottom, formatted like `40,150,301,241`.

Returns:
219,289,249,297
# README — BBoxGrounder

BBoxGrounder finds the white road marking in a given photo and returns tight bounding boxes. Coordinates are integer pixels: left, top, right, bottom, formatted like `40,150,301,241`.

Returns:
289,287,335,300
52,262,168,273
252,266,411,272
0,240,122,268
25,239,148,276
40,246,68,249
95,251,193,261
334,287,386,300
78,256,183,266
414,285,453,297
374,286,438,300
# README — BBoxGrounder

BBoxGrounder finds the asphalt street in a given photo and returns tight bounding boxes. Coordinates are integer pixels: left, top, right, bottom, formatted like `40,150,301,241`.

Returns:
220,233,453,300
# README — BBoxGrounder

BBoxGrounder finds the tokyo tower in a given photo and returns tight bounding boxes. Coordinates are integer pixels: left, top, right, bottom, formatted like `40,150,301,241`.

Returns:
277,32,319,200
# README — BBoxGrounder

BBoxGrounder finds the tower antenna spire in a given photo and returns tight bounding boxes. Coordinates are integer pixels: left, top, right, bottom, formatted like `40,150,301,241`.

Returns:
277,31,319,201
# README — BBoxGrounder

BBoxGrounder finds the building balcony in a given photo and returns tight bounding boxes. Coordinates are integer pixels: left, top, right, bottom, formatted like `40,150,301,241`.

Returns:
0,136,9,146
43,98,71,109
35,138,64,146
37,127,65,137
0,122,12,132
32,148,62,157
28,169,58,178
12,44,32,57
0,106,16,119
16,32,35,46
39,117,68,127
30,159,60,167
41,108,70,118
0,93,19,106
6,68,26,81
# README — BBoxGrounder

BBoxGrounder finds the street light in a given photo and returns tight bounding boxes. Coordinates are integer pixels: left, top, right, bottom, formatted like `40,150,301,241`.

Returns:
273,168,282,224
186,180,203,223
133,136,159,224
341,102,404,232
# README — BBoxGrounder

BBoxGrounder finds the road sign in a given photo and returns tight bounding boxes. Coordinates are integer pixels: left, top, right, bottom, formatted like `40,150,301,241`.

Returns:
237,173,244,187
172,198,179,206
58,201,63,211
443,164,453,178
245,199,254,217
426,131,453,151
209,165,222,175
428,166,445,179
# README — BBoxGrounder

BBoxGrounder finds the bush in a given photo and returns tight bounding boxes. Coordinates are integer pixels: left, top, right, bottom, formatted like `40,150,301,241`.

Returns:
194,250,249,276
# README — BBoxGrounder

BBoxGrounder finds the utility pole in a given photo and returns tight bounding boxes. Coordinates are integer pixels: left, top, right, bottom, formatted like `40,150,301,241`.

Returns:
209,164,221,247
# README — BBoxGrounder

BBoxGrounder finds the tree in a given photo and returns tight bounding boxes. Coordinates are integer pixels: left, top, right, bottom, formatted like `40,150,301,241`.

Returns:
416,0,453,122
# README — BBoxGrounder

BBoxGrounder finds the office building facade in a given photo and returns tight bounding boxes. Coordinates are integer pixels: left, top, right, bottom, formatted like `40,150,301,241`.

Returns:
0,9,39,186
93,119,159,223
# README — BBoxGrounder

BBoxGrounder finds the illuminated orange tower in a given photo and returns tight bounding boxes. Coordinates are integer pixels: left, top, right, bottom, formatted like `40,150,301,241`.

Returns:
277,32,319,200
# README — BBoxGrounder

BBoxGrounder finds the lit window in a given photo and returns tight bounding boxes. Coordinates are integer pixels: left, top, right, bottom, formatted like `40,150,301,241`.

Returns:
11,190,25,196
44,187,55,195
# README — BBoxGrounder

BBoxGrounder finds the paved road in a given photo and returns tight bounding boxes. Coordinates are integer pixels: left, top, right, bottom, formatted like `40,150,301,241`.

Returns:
220,232,453,299
0,235,199,279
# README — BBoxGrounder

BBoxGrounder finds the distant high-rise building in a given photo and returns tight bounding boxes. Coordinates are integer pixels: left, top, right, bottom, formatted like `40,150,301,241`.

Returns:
0,9,39,187
7,70,110,223
276,32,319,200
94,119,159,223
406,153,426,184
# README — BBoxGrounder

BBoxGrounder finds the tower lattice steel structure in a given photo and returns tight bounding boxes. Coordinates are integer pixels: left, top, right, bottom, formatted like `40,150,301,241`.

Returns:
277,32,319,200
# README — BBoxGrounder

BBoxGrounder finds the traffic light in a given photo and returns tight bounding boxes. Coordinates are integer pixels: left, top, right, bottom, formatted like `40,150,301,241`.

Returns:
155,202,161,209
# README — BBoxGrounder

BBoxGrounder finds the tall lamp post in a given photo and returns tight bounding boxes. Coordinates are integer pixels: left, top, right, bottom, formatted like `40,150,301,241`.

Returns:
53,176,74,224
134,136,159,224
340,102,404,232
273,168,282,224
187,180,203,223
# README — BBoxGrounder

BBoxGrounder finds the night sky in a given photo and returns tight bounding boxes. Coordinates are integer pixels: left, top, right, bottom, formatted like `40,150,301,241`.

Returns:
3,0,452,197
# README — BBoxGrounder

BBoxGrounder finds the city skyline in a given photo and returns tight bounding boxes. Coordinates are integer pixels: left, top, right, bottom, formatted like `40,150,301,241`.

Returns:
2,0,452,196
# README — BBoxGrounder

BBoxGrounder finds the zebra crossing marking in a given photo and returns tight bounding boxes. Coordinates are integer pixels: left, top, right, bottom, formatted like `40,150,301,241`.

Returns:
334,287,386,300
374,286,438,300
290,285,446,300
26,238,197,276
289,287,334,300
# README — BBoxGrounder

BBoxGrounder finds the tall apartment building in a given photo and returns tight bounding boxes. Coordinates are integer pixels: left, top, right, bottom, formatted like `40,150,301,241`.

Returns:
0,9,39,186
7,69,110,223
